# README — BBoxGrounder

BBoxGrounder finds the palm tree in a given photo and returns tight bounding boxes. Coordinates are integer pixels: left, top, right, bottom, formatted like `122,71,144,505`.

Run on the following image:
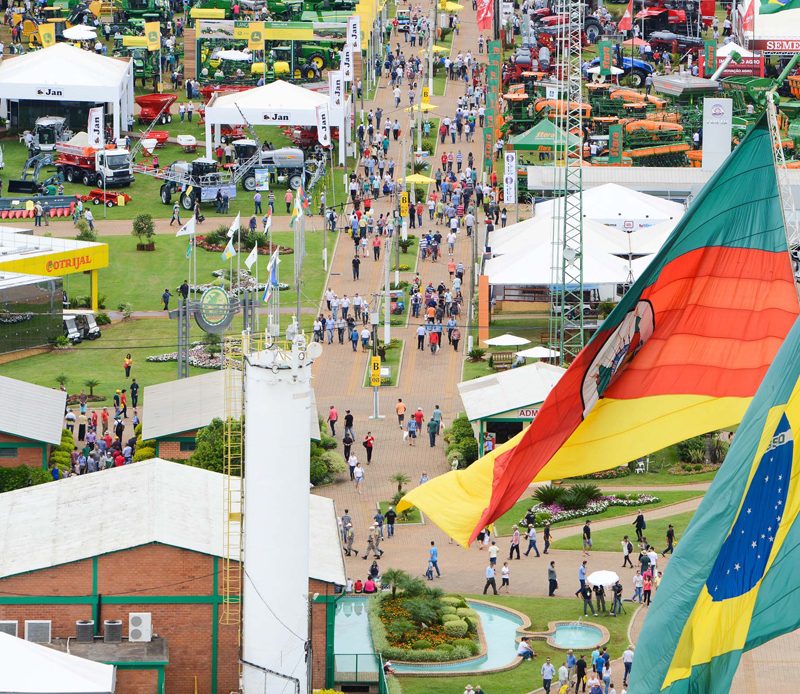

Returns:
55,374,68,389
84,378,100,397
390,472,411,494
381,568,410,599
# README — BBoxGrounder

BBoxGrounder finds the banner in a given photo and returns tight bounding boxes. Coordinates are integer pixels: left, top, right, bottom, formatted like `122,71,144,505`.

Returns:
598,40,613,76
316,103,331,147
422,85,430,104
704,40,717,77
399,192,409,218
341,45,354,81
618,0,633,31
608,124,623,163
370,356,381,387
145,21,161,52
87,107,104,149
248,21,264,51
476,0,493,30
347,15,361,53
329,70,344,109
38,23,55,48
503,152,517,205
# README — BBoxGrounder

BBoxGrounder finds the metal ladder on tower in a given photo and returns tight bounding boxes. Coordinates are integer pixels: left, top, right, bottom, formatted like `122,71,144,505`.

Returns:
767,93,800,250
548,0,585,366
220,335,245,630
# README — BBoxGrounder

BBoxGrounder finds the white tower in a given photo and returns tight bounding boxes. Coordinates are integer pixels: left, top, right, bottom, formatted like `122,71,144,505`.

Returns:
241,334,320,694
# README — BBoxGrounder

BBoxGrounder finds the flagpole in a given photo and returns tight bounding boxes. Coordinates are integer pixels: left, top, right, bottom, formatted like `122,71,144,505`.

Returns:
255,244,260,332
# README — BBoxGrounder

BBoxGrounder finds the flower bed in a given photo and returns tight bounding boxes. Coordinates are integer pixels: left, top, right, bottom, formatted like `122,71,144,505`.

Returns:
368,592,481,663
146,344,224,369
668,462,720,475
195,235,294,255
575,465,632,480
520,493,661,527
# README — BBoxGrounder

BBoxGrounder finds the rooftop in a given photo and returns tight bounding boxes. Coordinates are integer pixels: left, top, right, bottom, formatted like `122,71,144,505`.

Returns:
0,374,66,445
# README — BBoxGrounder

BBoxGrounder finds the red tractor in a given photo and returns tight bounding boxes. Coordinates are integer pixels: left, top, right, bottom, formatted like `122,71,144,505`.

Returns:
280,126,340,151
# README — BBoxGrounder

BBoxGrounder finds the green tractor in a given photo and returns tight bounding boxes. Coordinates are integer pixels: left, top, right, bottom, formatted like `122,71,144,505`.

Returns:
122,0,169,20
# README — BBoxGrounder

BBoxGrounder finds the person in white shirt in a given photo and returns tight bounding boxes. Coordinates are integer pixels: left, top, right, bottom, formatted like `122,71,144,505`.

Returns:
541,658,556,693
622,645,634,687
558,662,569,686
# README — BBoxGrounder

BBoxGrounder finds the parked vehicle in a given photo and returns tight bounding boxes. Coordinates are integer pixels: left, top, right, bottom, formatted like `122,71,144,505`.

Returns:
63,315,82,344
590,45,655,87
55,133,134,188
64,310,102,340
25,116,69,154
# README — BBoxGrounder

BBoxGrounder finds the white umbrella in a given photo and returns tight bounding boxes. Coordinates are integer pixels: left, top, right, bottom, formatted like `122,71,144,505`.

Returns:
484,333,531,347
587,66,624,77
63,25,97,40
587,570,620,586
516,346,560,359
216,49,252,62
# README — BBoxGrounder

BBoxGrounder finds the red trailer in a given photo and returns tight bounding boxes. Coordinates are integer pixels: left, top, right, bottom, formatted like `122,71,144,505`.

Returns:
79,188,133,207
135,93,178,125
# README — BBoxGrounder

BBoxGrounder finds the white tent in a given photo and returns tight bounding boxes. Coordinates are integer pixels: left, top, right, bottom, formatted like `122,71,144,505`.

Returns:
484,242,639,286
0,43,134,140
0,632,115,694
716,41,754,58
534,183,685,230
203,80,331,158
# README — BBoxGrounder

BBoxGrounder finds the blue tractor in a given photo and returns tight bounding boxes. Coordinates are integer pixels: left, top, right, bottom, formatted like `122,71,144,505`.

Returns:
590,44,654,88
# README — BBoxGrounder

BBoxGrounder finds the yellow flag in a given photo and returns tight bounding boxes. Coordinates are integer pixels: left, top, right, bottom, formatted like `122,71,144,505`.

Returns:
38,23,55,48
144,21,160,52
248,21,264,51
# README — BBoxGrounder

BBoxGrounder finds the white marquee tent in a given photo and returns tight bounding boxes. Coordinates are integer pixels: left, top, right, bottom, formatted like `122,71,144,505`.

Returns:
716,41,754,58
488,215,676,257
0,632,115,694
203,80,334,158
534,183,685,230
0,43,134,140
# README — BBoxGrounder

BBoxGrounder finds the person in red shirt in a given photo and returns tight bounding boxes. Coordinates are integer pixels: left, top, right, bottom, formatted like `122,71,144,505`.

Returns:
414,408,425,426
429,330,439,354
101,408,109,434
363,433,375,464
114,453,125,467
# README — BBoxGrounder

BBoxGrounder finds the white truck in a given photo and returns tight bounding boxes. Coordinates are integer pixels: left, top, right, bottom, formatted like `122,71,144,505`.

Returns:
55,132,134,188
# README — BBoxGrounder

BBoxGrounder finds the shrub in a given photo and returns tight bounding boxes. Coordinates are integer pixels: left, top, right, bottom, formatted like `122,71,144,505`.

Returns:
0,465,52,493
562,483,602,510
460,437,480,466
440,596,466,607
133,447,155,463
411,639,433,650
441,613,461,623
435,643,455,652
534,484,566,506
95,312,111,325
453,638,480,656
467,348,486,362
117,302,133,319
443,620,469,637
444,416,474,444
440,605,457,615
402,596,441,624
456,608,478,619
131,213,156,246
75,219,97,242
677,435,705,463
53,335,71,348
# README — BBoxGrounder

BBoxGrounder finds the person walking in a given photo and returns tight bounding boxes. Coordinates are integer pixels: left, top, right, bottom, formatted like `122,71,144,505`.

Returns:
621,536,634,568
541,657,556,694
123,353,133,378
130,379,139,408
170,201,181,226
575,560,588,596
642,571,653,605
633,510,646,542
363,432,374,463
581,583,597,617
385,506,397,537
162,288,172,310
427,417,439,447
352,255,361,280
582,520,592,555
548,561,558,596
575,654,588,693
347,453,357,480
501,561,510,592
344,524,355,556
395,398,406,428
483,562,498,595
509,525,521,560
353,461,365,494
632,570,643,603
622,646,634,687
429,541,441,577
342,431,354,461
662,524,675,556
327,405,338,436
543,523,552,554
344,410,354,439
524,524,541,557
406,417,417,445
610,580,624,616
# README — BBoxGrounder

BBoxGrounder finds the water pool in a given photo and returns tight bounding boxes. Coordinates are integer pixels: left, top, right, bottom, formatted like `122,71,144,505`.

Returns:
334,597,379,675
551,623,605,650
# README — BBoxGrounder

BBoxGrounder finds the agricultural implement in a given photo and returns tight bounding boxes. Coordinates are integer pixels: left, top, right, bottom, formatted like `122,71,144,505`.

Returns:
135,93,177,124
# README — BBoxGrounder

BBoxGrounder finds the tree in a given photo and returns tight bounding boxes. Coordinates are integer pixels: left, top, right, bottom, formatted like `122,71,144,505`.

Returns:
55,374,68,388
83,378,100,397
188,418,234,473
132,214,156,248
390,472,411,494
381,568,411,599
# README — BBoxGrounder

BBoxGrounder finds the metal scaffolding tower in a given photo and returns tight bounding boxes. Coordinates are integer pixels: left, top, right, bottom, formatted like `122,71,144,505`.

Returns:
549,0,586,366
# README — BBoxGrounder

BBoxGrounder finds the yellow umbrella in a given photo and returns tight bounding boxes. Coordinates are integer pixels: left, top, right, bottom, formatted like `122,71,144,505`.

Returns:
404,103,439,113
445,1,464,9
419,45,450,54
405,173,436,184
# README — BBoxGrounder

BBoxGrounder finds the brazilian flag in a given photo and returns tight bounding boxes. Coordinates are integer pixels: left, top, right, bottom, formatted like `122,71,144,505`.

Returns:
631,315,800,692
761,0,800,13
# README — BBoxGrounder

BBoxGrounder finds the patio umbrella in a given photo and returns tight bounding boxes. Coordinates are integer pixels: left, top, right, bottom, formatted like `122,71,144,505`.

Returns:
216,49,252,62
405,173,436,185
587,570,620,586
620,37,649,48
484,333,531,347
419,45,451,54
586,66,624,77
63,25,97,40
445,2,464,10
405,103,439,113
515,346,560,359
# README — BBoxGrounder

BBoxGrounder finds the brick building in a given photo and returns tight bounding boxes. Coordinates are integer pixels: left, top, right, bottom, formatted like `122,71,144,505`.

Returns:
0,458,346,694
0,374,66,468
142,370,240,460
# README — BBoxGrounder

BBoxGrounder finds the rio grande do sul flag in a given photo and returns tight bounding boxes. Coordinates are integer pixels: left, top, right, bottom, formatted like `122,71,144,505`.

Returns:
398,115,800,547
631,314,800,693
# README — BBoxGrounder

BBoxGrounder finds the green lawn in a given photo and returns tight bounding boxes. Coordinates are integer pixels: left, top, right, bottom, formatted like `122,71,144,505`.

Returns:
0,126,348,223
462,356,493,381
363,340,404,387
60,229,331,313
592,468,718,487
552,511,697,553
495,490,704,537
397,594,635,694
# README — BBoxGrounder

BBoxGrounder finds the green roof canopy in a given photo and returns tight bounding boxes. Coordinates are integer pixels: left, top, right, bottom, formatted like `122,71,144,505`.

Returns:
510,119,581,151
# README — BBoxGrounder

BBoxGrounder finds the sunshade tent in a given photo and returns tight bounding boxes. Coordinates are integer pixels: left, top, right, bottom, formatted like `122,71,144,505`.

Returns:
62,25,97,40
510,119,582,154
716,41,753,58
215,49,252,61
0,43,134,141
0,632,115,694
203,80,332,158
515,346,560,359
405,173,436,184
405,103,438,113
484,333,530,346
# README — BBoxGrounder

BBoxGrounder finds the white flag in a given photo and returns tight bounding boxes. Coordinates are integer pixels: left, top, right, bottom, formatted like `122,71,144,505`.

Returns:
316,104,331,147
227,212,241,239
347,15,361,53
244,243,258,271
176,216,196,237
87,107,104,149
264,209,272,230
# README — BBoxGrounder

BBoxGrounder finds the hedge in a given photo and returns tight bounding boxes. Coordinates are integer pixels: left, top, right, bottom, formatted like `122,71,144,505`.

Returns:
133,447,156,463
441,613,461,623
443,620,469,637
440,596,466,607
440,605,457,615
0,466,52,493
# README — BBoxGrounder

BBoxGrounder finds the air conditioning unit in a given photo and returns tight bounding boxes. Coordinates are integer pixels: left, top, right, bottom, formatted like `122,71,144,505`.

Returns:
24,620,51,643
103,620,122,643
128,613,152,643
0,620,18,637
